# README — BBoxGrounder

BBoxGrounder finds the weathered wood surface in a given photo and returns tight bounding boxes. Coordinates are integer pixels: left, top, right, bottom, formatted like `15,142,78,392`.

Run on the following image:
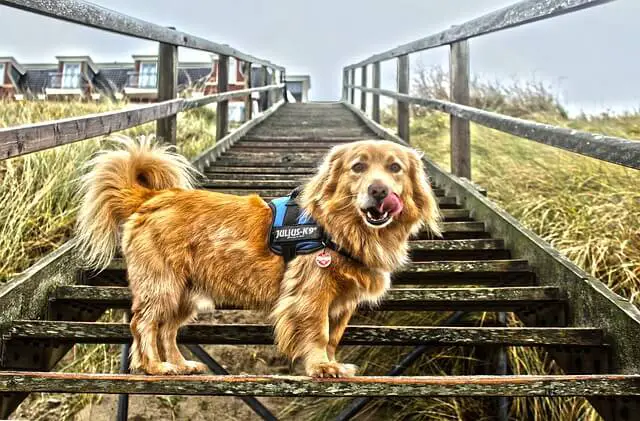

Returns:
371,61,381,123
235,141,350,149
156,40,178,144
360,65,368,112
52,285,564,311
216,55,229,141
244,64,253,123
410,239,503,251
0,99,183,160
241,135,374,142
348,87,640,170
344,0,615,69
449,40,471,179
4,321,603,346
396,54,410,143
3,372,639,397
0,0,284,70
405,260,529,274
182,85,285,111
345,100,640,374
190,100,286,173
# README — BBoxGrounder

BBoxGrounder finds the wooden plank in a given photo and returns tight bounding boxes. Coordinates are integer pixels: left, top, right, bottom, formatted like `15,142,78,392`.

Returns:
348,87,640,170
342,69,348,101
52,285,564,312
0,0,284,71
397,55,410,143
371,61,381,123
344,0,615,70
1,372,639,397
4,321,603,346
360,65,367,112
449,40,471,179
190,100,285,173
216,55,229,141
0,99,183,160
404,260,530,274
182,84,285,111
244,63,253,122
410,239,503,251
349,68,356,105
156,39,178,144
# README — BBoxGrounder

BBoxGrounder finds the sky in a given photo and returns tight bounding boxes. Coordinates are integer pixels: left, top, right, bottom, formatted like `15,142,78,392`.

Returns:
1,0,638,115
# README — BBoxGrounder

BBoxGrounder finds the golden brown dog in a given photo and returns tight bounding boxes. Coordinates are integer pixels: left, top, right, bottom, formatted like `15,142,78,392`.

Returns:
75,135,441,377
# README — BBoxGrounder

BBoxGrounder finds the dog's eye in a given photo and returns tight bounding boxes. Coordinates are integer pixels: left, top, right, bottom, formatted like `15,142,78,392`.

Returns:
389,163,402,173
352,162,367,173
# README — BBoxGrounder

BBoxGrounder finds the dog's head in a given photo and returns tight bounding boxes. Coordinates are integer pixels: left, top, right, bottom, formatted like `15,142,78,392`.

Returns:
301,140,441,239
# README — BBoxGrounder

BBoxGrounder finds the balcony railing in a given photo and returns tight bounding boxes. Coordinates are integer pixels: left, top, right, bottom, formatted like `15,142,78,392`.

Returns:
126,71,158,89
47,72,85,89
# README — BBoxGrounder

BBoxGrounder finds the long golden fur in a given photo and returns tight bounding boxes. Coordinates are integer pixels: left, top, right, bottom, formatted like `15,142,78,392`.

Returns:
75,135,441,377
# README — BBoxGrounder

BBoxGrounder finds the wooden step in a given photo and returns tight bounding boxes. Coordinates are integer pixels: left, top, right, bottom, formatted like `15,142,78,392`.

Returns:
204,166,317,174
2,372,637,397
409,239,509,260
235,141,346,149
51,286,563,312
2,321,602,346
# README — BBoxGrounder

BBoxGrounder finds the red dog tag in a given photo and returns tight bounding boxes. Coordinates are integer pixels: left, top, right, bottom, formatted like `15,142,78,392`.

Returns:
315,250,332,268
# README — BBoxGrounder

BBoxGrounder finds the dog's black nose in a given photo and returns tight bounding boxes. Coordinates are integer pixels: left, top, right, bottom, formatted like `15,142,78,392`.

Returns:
368,183,389,203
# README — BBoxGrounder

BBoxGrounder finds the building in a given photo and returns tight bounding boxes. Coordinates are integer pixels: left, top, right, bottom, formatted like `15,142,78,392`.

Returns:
0,54,310,119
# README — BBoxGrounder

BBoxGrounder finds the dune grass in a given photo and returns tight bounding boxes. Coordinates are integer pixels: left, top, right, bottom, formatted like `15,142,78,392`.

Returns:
0,99,216,284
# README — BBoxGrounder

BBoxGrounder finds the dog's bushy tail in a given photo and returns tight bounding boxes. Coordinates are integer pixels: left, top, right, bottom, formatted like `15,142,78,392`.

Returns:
75,135,197,270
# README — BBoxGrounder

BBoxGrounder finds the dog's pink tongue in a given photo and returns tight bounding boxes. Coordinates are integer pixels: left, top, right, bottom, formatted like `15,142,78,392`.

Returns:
378,193,404,216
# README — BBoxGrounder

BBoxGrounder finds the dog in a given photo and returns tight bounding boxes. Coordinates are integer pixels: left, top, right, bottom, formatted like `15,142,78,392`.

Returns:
75,135,441,377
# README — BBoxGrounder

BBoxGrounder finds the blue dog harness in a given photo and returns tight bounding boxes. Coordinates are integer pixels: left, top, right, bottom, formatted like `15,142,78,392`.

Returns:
268,188,362,265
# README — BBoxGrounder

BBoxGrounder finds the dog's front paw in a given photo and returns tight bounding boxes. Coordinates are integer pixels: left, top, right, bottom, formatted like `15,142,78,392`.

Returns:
145,362,182,375
179,360,208,375
307,362,358,378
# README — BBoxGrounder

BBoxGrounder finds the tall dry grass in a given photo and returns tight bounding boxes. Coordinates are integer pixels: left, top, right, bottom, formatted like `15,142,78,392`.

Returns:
0,99,216,284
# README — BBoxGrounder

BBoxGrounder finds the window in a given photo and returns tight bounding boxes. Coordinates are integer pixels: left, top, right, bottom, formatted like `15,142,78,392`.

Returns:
139,62,157,88
0,63,5,84
229,57,237,84
62,63,81,89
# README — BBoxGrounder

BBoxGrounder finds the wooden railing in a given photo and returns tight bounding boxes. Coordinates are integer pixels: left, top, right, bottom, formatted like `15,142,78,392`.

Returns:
0,0,286,160
342,0,640,177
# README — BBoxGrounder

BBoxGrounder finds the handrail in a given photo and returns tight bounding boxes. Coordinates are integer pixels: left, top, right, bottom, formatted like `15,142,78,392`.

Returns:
0,84,285,160
341,0,634,178
344,0,615,70
348,85,640,171
0,0,284,71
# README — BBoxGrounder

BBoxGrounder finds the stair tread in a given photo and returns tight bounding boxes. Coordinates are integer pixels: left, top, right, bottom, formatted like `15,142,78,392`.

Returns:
1,372,637,397
52,286,564,311
5,321,602,346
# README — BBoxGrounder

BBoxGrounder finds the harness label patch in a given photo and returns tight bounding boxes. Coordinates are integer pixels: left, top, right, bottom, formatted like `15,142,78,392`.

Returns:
272,225,322,243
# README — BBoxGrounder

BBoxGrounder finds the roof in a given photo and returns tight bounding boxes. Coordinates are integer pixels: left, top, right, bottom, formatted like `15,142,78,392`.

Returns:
55,56,99,73
286,74,311,89
0,57,25,75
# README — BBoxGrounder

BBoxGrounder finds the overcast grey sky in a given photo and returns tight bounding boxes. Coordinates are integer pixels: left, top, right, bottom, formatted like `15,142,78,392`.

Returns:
1,0,638,115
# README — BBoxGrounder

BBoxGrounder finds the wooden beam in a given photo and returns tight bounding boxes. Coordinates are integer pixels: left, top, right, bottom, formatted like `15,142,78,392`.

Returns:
0,0,284,71
4,321,603,346
182,84,284,111
216,55,229,141
346,87,640,170
156,39,178,144
344,0,615,70
1,372,639,397
450,40,471,179
360,65,367,112
397,54,410,143
0,99,183,160
261,65,269,111
371,61,381,123
349,68,356,105
342,68,348,101
244,63,253,122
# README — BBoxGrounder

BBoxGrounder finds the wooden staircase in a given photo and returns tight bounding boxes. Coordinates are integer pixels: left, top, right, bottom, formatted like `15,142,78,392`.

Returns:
1,103,639,420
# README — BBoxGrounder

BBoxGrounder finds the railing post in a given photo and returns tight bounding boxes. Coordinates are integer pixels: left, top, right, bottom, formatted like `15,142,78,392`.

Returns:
397,54,410,143
449,40,471,179
360,65,367,113
281,69,288,103
372,61,381,123
349,68,355,105
243,62,253,122
216,54,229,141
261,65,269,111
156,32,178,145
342,68,348,101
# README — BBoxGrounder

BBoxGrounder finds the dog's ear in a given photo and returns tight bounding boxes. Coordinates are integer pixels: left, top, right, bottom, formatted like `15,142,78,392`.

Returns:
301,144,348,206
407,148,442,237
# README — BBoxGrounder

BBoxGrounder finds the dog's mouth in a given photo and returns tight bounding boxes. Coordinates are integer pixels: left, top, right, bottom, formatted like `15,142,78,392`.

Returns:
360,193,404,228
